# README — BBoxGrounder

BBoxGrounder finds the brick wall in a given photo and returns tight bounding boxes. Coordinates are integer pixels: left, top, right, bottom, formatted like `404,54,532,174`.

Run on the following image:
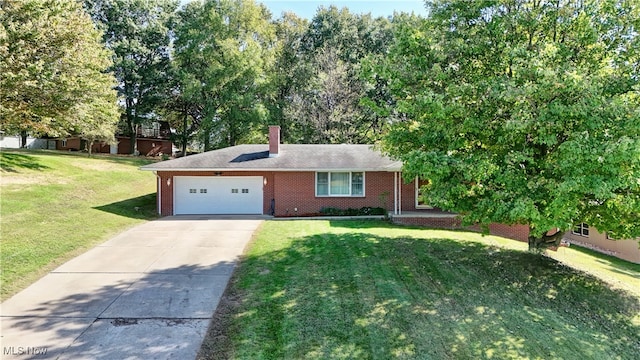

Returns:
56,138,82,151
392,216,462,229
156,170,400,216
272,171,395,216
392,216,530,242
137,139,172,156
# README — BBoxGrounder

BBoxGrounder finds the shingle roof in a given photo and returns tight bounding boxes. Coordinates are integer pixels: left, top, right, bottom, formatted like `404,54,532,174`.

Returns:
140,144,402,172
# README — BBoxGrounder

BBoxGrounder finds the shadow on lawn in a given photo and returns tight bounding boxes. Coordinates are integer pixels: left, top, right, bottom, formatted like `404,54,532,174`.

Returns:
0,152,50,172
202,231,640,359
93,193,158,220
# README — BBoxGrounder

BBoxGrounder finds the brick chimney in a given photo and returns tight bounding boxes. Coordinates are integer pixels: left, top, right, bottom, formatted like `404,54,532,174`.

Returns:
269,125,280,157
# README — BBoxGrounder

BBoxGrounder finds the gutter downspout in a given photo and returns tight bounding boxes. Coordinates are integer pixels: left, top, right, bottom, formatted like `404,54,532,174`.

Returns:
154,171,161,215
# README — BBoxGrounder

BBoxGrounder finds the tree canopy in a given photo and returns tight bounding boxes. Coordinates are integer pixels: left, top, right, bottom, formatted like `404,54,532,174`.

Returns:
375,0,640,249
169,0,274,151
84,0,177,154
0,0,118,140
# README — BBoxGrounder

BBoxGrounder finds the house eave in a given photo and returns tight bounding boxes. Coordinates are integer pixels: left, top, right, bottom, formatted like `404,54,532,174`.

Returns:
139,167,403,172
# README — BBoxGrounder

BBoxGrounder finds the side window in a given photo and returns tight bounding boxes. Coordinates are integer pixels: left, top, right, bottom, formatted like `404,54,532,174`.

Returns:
316,172,329,196
351,172,364,196
572,223,589,237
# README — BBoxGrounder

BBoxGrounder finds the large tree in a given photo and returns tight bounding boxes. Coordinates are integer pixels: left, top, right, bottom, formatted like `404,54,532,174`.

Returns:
282,6,394,144
172,0,274,151
0,0,118,144
264,12,309,143
84,0,177,154
377,0,640,250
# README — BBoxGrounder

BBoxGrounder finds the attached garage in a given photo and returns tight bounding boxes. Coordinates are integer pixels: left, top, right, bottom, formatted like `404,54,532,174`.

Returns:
173,176,263,215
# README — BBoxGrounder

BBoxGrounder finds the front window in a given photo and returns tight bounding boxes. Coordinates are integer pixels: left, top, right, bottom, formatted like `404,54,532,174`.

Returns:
316,172,365,197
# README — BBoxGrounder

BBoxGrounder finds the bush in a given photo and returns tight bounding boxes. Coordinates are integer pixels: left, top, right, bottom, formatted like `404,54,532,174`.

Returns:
319,207,386,216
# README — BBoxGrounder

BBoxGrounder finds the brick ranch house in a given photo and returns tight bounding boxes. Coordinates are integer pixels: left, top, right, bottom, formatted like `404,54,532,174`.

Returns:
140,126,532,242
140,126,639,263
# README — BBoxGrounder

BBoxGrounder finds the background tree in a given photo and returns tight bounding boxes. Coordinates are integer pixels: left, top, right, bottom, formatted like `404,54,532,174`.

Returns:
0,0,118,145
84,0,177,154
264,12,309,143
376,0,639,250
172,0,274,151
288,45,364,143
277,6,394,144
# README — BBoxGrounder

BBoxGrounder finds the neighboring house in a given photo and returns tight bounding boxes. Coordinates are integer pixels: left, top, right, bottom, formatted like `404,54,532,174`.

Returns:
564,223,640,264
55,121,173,156
0,132,51,149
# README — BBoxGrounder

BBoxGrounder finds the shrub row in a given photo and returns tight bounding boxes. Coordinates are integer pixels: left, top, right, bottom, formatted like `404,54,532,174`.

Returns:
319,207,386,216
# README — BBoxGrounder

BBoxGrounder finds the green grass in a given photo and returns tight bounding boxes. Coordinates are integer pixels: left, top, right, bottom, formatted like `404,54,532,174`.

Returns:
200,220,640,359
1,150,158,300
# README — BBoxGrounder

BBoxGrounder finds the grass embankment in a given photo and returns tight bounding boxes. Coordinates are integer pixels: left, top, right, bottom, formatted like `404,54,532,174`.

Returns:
1,150,158,300
200,220,640,359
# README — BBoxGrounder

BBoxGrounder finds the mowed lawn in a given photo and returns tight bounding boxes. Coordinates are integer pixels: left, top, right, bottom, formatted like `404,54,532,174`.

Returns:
1,150,158,300
201,220,640,359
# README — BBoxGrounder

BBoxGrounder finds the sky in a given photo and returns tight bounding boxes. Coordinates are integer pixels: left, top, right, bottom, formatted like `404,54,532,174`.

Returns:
260,1,428,19
180,1,428,19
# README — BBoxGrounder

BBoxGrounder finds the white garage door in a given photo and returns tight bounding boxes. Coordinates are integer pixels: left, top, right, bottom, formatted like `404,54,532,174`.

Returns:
174,176,263,215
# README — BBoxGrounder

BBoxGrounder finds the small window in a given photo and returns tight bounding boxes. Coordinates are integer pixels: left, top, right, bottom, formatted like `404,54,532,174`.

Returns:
242,189,249,193
317,172,329,196
189,188,197,194
200,188,207,194
231,189,239,193
351,172,363,196
572,223,589,237
62,139,67,147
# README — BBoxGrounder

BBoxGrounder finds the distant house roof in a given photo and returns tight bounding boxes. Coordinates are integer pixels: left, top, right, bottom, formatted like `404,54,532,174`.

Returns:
140,144,402,172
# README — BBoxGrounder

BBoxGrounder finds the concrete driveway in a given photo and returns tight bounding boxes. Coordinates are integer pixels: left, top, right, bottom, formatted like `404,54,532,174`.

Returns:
1,215,265,359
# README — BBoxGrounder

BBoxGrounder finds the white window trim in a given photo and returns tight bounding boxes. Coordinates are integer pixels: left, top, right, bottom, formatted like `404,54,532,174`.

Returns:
315,171,365,197
415,177,433,209
572,223,589,237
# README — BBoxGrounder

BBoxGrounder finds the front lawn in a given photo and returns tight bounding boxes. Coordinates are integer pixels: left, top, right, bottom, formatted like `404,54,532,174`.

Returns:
1,150,158,300
200,220,640,359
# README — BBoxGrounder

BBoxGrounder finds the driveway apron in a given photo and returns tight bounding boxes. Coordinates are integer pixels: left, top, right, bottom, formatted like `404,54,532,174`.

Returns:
1,215,264,359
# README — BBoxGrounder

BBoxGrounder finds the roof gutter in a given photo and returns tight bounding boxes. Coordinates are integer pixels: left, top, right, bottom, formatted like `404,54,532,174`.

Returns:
140,167,403,172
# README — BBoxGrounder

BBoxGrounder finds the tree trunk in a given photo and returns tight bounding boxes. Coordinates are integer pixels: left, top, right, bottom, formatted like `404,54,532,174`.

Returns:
203,130,210,152
130,128,137,155
528,225,564,252
182,110,188,157
20,130,27,148
126,98,136,155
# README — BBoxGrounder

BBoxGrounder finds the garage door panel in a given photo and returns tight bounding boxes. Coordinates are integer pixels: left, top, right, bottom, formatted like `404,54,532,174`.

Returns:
174,176,263,215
